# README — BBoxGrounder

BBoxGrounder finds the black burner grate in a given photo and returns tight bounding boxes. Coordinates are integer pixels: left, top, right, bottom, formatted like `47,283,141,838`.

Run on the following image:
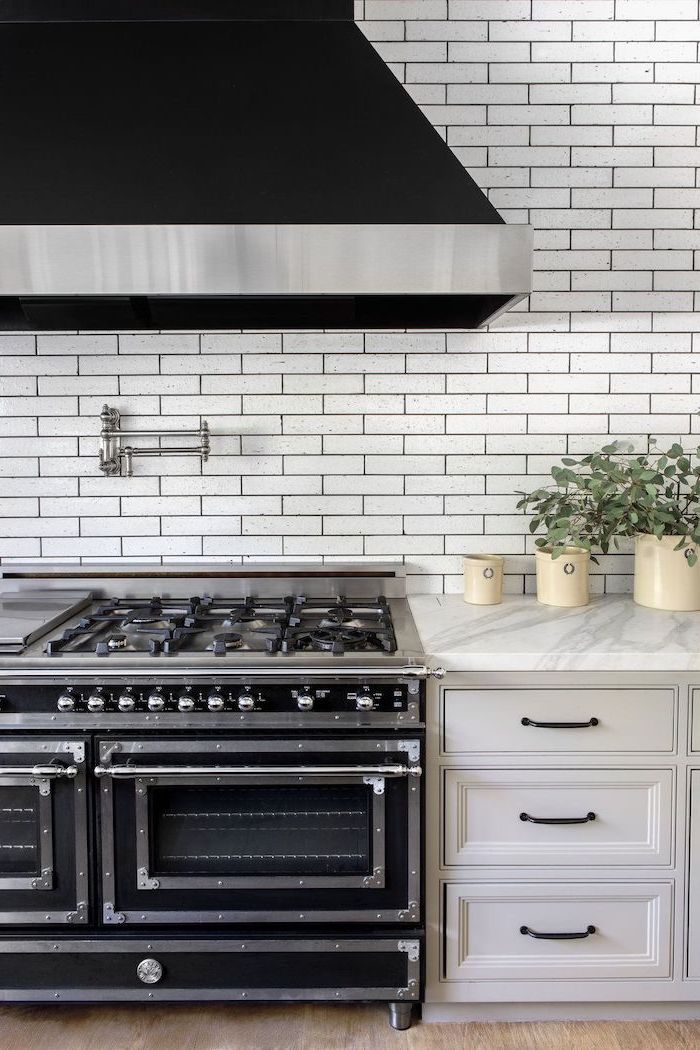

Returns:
43,594,397,659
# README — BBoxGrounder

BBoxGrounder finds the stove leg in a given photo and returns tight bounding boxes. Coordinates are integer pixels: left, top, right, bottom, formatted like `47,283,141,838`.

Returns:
388,1002,413,1030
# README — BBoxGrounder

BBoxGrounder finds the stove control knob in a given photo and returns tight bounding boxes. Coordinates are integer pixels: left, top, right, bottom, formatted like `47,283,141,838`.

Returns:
297,693,314,711
356,695,375,711
207,694,225,712
87,693,105,712
178,696,195,712
57,693,75,712
117,693,135,712
237,695,255,711
147,692,165,712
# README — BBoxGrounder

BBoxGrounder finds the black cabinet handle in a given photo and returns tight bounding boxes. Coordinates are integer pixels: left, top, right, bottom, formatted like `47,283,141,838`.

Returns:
520,811,596,825
520,925,596,940
521,717,598,729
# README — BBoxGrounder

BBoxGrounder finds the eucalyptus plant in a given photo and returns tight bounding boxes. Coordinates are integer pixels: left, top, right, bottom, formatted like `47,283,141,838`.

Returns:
516,440,700,566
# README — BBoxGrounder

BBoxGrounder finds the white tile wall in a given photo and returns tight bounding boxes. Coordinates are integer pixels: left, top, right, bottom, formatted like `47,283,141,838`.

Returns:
1,0,700,594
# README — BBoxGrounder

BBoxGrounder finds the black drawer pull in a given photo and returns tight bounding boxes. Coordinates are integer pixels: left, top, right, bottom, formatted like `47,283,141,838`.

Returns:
521,717,599,729
520,925,596,940
520,811,596,825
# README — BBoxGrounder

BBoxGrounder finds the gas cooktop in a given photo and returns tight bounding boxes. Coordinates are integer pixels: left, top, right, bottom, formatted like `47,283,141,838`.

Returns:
0,563,426,673
42,594,398,659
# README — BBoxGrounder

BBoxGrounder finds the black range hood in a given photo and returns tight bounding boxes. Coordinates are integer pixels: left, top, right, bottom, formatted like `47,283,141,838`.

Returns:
0,0,532,331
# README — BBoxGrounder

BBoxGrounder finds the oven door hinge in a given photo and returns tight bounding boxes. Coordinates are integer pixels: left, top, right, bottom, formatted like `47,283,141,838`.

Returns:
31,866,54,891
362,865,384,888
363,776,385,795
397,900,420,921
397,940,420,962
397,741,420,763
138,867,160,890
63,741,85,764
66,901,88,924
104,902,126,924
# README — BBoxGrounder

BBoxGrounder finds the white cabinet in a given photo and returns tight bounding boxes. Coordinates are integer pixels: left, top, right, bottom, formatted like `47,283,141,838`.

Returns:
687,769,700,977
444,882,672,982
443,767,673,867
426,673,695,1015
443,686,676,755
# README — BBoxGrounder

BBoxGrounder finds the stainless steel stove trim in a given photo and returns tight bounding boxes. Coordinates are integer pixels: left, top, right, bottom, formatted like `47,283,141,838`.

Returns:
0,739,88,924
0,663,440,678
0,708,421,729
99,737,421,926
0,937,420,1004
0,562,410,600
128,770,388,892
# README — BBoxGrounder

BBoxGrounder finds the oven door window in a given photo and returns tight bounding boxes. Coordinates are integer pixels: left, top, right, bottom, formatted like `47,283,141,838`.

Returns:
0,786,42,882
150,783,373,880
0,739,88,924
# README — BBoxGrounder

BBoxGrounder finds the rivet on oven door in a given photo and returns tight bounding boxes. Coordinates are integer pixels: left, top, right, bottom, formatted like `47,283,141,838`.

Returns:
299,914,304,919
218,914,223,920
218,880,223,887
299,880,304,886
241,993,247,999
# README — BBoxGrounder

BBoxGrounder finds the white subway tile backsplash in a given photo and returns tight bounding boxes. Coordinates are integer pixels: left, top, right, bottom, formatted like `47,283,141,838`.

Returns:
0,5,697,592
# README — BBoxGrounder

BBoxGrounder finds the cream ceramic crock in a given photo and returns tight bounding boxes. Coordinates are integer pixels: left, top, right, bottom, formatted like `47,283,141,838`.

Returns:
535,546,590,608
463,555,504,605
634,534,700,611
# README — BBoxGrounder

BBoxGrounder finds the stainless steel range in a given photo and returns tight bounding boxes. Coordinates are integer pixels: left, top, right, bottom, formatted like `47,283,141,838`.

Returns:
0,563,441,1030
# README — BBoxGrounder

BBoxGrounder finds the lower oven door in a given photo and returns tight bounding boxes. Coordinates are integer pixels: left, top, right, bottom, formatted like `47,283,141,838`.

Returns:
0,738,88,924
97,737,421,925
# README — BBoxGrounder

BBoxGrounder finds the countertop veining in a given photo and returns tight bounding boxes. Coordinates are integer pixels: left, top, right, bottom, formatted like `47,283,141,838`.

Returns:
408,593,700,672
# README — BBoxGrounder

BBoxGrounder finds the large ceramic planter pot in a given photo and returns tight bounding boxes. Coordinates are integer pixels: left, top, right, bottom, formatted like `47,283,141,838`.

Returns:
535,546,590,608
634,534,700,611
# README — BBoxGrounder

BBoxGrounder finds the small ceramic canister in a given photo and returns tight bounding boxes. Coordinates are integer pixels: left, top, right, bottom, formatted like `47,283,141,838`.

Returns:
463,555,504,605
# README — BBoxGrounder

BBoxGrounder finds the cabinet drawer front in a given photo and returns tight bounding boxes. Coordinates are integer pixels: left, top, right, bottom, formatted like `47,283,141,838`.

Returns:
443,687,675,754
443,768,673,867
444,882,672,982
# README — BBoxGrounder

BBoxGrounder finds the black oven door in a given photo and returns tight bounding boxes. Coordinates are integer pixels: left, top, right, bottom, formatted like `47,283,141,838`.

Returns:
0,738,88,924
97,737,420,925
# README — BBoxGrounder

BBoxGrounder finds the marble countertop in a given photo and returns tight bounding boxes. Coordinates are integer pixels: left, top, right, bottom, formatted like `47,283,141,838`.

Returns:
408,593,700,672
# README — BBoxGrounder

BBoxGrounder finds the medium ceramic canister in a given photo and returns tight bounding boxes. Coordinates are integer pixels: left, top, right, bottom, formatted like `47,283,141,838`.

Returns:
463,555,504,605
535,546,590,608
634,534,700,611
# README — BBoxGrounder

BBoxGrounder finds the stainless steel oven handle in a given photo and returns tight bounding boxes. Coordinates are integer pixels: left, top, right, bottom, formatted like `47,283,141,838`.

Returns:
93,763,422,779
0,764,79,779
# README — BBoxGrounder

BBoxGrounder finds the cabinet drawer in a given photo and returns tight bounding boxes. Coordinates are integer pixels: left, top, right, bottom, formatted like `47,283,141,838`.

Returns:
443,768,673,867
443,687,675,754
444,882,672,982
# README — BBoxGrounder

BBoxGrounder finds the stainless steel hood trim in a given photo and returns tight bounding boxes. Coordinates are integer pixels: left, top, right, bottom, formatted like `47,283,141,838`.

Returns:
0,223,533,297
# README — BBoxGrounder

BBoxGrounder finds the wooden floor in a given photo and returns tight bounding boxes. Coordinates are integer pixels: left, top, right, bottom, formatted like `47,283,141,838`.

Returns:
0,1005,698,1050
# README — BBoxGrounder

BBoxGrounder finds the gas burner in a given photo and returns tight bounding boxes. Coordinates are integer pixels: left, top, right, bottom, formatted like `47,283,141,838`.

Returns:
208,632,244,655
284,626,389,656
322,605,354,625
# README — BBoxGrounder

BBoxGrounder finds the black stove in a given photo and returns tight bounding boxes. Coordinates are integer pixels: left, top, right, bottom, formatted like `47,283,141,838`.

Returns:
0,563,435,1028
43,594,398,659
